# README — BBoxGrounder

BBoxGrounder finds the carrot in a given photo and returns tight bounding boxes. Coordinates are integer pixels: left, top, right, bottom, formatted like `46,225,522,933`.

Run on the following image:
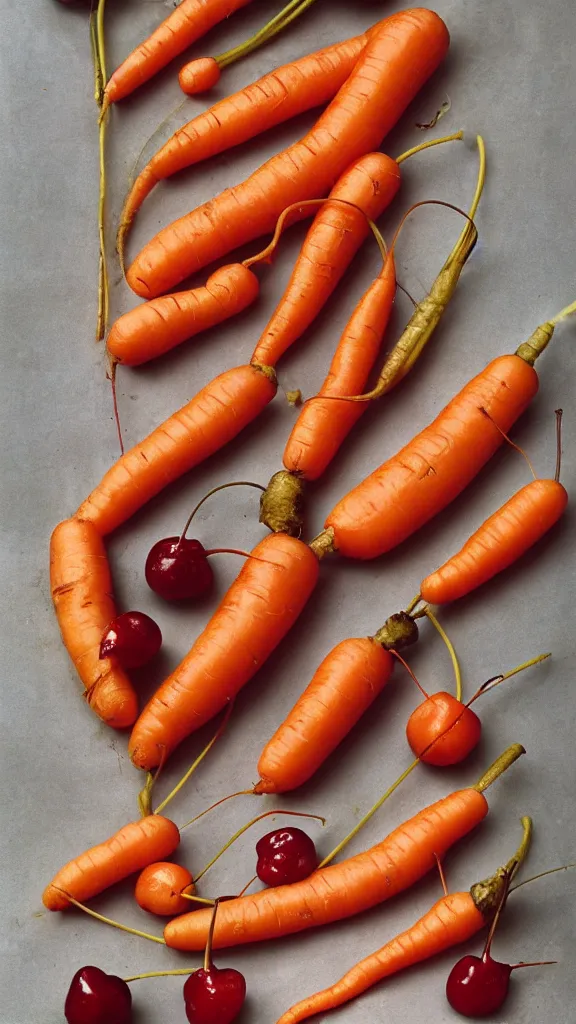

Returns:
126,10,450,298
119,33,370,241
275,819,532,1023
50,518,138,728
102,0,253,109
76,363,276,536
129,534,320,770
163,745,523,949
43,815,180,911
107,265,259,366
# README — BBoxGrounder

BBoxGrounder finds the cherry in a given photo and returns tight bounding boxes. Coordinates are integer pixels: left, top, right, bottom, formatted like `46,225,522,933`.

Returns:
256,826,318,886
184,899,246,1024
406,691,482,766
65,966,132,1024
99,611,162,669
146,537,214,601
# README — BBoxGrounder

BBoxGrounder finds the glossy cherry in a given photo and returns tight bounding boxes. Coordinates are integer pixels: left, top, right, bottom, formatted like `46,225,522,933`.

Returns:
99,611,162,669
145,537,214,601
406,691,482,766
65,966,132,1024
256,826,318,886
184,899,246,1024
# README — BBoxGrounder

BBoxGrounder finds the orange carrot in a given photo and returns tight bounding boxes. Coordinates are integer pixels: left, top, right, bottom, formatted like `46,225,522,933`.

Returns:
102,0,252,109
43,815,180,911
120,33,370,239
50,518,138,728
127,10,450,298
256,638,394,793
76,364,276,536
164,746,522,950
107,265,259,366
129,534,320,770
283,249,396,479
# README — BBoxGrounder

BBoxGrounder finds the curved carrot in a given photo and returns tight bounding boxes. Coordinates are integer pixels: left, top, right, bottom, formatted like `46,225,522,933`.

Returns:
127,10,450,298
50,518,138,728
256,638,394,794
77,364,276,536
43,815,180,911
421,479,568,604
129,534,320,770
283,250,396,479
107,265,259,366
103,0,252,108
120,33,370,238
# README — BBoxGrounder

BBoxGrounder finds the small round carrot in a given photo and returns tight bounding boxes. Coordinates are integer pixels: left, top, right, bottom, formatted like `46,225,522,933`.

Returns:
135,862,195,917
50,517,138,728
163,746,522,950
43,815,180,911
127,10,450,298
107,265,259,366
129,534,320,770
76,363,276,537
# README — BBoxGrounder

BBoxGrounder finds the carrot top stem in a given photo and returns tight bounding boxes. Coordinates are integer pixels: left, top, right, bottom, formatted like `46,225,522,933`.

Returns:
96,0,109,341
404,594,423,615
473,743,525,793
124,969,197,983
216,0,319,70
395,129,464,164
515,297,576,366
153,703,234,815
471,816,532,918
59,892,165,944
422,606,463,702
555,409,563,482
466,653,551,706
178,481,265,546
193,810,325,884
89,10,103,106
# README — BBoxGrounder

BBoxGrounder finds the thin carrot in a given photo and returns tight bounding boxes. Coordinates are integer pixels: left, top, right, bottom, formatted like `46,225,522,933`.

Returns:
119,33,370,243
275,819,532,1023
76,363,276,536
129,534,320,770
164,745,523,951
126,10,450,298
102,0,253,110
107,265,259,366
42,815,180,911
50,518,138,728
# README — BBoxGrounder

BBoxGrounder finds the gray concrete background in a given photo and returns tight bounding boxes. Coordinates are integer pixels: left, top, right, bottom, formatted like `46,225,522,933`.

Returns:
1,1,575,1022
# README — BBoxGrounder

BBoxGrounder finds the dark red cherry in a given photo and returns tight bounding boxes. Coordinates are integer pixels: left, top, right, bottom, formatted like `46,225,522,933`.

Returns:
184,965,246,1024
145,537,214,601
65,966,132,1024
99,611,162,669
446,954,512,1017
256,826,318,886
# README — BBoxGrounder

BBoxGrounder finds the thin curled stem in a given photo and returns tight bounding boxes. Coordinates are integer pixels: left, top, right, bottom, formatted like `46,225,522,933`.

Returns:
124,969,196,982
55,891,164,944
395,129,463,164
555,409,563,482
95,0,109,341
466,653,551,706
422,606,463,703
178,481,265,546
154,704,234,816
480,407,537,480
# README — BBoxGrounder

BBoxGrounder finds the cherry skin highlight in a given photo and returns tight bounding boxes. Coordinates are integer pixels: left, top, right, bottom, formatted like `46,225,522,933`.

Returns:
145,537,214,601
184,966,246,1024
256,827,318,886
446,954,512,1017
99,611,162,669
65,966,132,1024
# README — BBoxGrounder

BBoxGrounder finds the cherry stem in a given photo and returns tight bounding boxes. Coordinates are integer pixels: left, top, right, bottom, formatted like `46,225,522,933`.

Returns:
193,810,326,884
154,703,234,816
473,743,525,793
204,547,258,559
511,960,558,970
180,789,256,831
483,815,532,957
204,899,220,971
422,606,463,703
177,481,265,548
510,863,576,893
107,358,124,456
435,853,449,897
395,130,463,164
466,653,551,707
391,649,429,698
124,969,197,983
180,893,217,905
479,407,537,480
236,874,258,898
555,408,563,482
56,892,165,944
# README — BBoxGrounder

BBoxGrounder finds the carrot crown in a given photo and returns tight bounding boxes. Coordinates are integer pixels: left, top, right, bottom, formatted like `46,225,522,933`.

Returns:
471,815,532,918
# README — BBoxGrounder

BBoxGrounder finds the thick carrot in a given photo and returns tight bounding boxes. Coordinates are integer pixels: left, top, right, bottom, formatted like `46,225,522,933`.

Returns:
102,0,253,108
50,518,138,728
164,787,488,949
283,250,396,479
129,534,320,770
42,815,180,911
127,10,450,298
119,33,370,239
420,479,568,604
76,364,276,536
107,265,259,366
256,638,394,793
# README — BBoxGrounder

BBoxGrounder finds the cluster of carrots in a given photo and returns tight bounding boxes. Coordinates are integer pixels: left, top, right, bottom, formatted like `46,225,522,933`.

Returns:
47,1,573,1021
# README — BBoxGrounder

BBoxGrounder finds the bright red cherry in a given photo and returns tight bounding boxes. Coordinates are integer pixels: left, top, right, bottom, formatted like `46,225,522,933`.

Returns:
65,966,132,1024
256,827,318,886
99,611,162,669
145,537,214,601
184,966,246,1024
446,954,512,1017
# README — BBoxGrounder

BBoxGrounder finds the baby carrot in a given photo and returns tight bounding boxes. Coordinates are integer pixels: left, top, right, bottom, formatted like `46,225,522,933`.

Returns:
50,518,138,728
76,363,276,536
127,10,450,297
164,745,523,950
